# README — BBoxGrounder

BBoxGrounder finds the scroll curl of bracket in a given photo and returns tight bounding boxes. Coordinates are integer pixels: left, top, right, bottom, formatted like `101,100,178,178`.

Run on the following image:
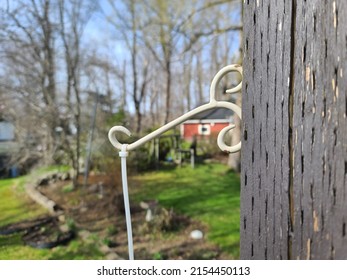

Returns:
108,64,242,153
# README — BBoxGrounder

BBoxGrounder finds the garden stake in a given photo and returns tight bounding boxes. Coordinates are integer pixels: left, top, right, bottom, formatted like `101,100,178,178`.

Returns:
108,64,243,260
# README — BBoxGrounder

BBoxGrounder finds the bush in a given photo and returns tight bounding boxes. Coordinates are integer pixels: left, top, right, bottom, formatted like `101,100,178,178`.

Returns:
130,129,180,171
197,131,231,158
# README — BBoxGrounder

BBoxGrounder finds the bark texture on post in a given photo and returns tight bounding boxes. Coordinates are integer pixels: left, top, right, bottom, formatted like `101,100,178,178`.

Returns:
241,0,347,259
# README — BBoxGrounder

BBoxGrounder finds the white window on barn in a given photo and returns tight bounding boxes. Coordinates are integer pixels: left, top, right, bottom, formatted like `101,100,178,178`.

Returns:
198,124,210,135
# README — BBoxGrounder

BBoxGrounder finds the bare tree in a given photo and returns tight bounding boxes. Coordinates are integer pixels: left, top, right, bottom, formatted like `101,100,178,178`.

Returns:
0,0,97,179
0,0,59,166
139,0,242,123
104,0,242,129
105,0,151,134
57,0,95,185
183,51,193,111
0,0,243,176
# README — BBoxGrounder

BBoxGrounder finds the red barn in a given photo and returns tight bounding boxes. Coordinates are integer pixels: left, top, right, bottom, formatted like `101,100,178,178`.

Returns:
180,107,233,141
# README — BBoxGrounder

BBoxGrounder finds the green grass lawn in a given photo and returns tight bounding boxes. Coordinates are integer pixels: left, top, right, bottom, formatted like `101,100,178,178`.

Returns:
0,164,241,259
0,166,69,228
0,178,47,228
0,174,104,260
132,163,241,258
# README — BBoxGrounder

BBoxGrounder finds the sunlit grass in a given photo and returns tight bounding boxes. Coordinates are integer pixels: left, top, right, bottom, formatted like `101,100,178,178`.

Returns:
0,233,105,260
132,163,241,258
0,169,104,260
0,178,48,228
0,163,241,259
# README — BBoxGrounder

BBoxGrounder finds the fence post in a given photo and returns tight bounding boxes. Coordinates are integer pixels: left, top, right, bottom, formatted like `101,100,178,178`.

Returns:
241,0,347,259
190,148,195,169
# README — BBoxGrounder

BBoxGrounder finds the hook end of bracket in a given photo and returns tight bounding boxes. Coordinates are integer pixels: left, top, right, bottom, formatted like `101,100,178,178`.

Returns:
108,126,131,150
217,124,241,153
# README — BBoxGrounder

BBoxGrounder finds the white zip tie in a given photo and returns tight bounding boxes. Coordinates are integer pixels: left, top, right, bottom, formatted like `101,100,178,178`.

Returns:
119,144,134,260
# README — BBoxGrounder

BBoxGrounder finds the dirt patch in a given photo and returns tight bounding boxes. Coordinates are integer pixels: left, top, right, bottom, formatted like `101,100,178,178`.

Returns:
22,218,74,249
0,216,53,235
0,216,74,249
37,174,231,260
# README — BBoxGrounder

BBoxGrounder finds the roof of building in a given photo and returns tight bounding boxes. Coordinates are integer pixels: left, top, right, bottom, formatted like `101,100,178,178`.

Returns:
188,107,232,121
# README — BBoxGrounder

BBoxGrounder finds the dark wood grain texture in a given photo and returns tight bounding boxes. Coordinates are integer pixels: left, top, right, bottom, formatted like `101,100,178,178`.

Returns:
241,0,347,259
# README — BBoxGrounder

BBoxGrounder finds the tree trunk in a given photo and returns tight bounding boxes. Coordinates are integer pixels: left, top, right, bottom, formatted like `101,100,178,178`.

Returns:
241,0,347,259
135,103,142,134
164,60,171,124
196,52,204,104
183,54,192,111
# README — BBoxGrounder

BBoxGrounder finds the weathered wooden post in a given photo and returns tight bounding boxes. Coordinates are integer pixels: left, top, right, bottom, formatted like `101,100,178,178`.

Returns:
241,0,347,259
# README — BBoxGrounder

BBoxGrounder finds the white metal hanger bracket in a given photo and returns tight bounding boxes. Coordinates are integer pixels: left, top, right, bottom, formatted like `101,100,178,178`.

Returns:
108,64,242,260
